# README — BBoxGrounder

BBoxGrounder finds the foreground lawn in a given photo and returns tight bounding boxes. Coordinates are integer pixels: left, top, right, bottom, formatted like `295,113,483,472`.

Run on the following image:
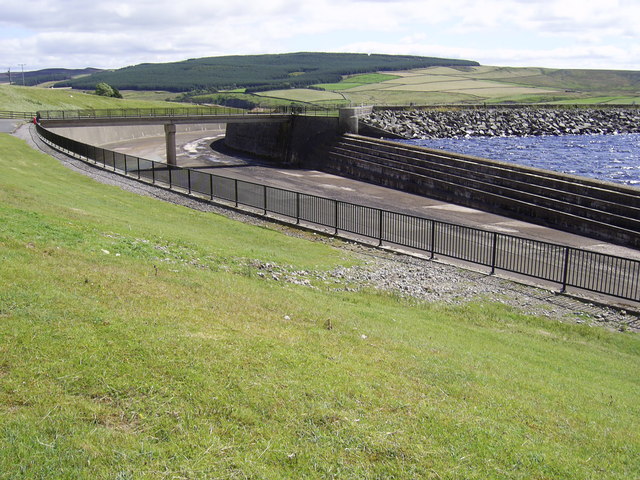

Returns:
0,134,639,479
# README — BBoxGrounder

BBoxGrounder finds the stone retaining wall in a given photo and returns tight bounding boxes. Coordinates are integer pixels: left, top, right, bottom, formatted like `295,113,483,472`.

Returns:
363,107,640,139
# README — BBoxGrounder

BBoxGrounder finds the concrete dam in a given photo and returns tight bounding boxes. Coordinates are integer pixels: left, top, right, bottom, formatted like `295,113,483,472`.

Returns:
223,107,640,250
42,106,640,250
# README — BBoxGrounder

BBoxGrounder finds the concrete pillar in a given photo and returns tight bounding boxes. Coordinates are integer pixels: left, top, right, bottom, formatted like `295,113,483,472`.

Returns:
164,123,177,166
339,107,359,134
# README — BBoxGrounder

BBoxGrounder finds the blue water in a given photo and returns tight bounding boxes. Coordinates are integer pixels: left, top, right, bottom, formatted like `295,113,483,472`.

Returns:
402,133,640,187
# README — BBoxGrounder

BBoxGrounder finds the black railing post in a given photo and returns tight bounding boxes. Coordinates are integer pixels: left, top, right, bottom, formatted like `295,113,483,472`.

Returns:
490,232,498,275
334,201,339,235
378,209,383,247
263,185,268,215
209,174,214,200
168,167,173,189
561,246,571,293
234,179,238,207
188,169,192,194
430,220,436,260
137,157,141,179
296,192,300,225
152,162,155,184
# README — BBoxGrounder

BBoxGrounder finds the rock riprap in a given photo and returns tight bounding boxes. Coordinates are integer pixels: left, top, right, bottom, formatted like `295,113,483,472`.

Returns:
363,108,640,139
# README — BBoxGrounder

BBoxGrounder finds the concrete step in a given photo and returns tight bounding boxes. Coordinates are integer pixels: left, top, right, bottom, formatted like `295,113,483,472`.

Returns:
339,134,640,209
332,144,640,224
328,150,640,247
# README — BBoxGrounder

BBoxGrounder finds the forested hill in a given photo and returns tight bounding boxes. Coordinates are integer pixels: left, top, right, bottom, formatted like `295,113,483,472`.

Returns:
54,52,480,92
0,68,103,86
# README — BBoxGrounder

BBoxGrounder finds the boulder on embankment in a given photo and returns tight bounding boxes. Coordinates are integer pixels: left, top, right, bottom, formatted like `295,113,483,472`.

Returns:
362,108,640,139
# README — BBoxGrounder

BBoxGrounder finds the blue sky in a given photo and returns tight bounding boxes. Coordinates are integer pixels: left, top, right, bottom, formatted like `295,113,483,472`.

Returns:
1,0,638,72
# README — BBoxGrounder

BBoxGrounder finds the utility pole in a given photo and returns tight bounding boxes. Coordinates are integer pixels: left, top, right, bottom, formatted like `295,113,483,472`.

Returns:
19,64,25,85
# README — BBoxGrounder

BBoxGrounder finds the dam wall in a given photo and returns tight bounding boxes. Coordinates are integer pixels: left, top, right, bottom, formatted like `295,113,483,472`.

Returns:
224,116,339,166
224,111,639,247
324,134,640,248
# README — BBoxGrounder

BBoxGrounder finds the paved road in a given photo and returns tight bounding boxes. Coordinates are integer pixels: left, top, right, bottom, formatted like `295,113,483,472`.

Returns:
100,131,640,261
0,119,23,133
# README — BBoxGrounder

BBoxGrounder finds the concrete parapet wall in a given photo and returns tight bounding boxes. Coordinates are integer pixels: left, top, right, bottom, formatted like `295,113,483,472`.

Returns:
50,124,223,146
224,116,339,167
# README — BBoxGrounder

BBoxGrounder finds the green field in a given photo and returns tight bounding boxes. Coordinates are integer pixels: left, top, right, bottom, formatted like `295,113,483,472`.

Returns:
314,73,401,91
1,114,639,476
254,88,345,103
207,65,640,107
0,85,195,113
283,65,640,106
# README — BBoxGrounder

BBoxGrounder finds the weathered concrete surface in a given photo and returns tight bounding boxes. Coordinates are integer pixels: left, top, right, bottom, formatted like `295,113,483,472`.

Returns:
224,116,339,167
49,123,223,146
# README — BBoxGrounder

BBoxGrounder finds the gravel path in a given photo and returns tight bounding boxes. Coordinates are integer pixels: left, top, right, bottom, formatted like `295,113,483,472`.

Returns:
15,124,639,333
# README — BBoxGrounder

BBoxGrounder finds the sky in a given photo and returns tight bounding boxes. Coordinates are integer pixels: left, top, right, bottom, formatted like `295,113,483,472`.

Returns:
1,0,638,73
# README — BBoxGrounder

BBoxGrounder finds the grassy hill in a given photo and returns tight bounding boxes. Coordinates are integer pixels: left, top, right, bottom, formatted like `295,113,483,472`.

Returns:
11,57,638,109
308,65,640,105
0,68,103,87
176,65,640,107
55,52,479,92
0,103,639,476
0,84,198,113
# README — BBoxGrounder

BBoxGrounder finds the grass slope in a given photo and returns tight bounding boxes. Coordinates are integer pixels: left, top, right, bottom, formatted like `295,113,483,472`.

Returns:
0,85,192,113
1,134,639,478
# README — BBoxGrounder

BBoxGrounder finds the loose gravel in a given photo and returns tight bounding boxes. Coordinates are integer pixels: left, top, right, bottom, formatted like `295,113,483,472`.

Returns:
15,124,639,333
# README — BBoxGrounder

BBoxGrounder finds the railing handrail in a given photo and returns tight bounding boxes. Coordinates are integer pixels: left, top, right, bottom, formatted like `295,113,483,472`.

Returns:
36,105,340,120
0,110,36,119
34,123,640,304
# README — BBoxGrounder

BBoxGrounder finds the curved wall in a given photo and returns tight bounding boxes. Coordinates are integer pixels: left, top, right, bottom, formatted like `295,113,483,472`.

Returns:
49,124,224,147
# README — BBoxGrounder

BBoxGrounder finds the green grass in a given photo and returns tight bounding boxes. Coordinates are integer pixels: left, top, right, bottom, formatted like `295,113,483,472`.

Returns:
547,96,640,105
119,90,183,103
0,85,195,113
314,73,401,91
1,133,639,478
254,88,345,103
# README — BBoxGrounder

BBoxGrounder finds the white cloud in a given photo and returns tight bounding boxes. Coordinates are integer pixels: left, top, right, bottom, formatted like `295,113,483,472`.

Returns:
0,0,637,71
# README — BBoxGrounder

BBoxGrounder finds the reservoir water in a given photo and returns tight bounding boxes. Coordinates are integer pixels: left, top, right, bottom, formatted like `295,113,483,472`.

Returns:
402,133,640,187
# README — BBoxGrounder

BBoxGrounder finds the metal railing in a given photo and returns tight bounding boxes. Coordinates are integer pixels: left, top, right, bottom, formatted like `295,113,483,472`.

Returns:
36,105,339,120
35,123,640,303
0,110,35,119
